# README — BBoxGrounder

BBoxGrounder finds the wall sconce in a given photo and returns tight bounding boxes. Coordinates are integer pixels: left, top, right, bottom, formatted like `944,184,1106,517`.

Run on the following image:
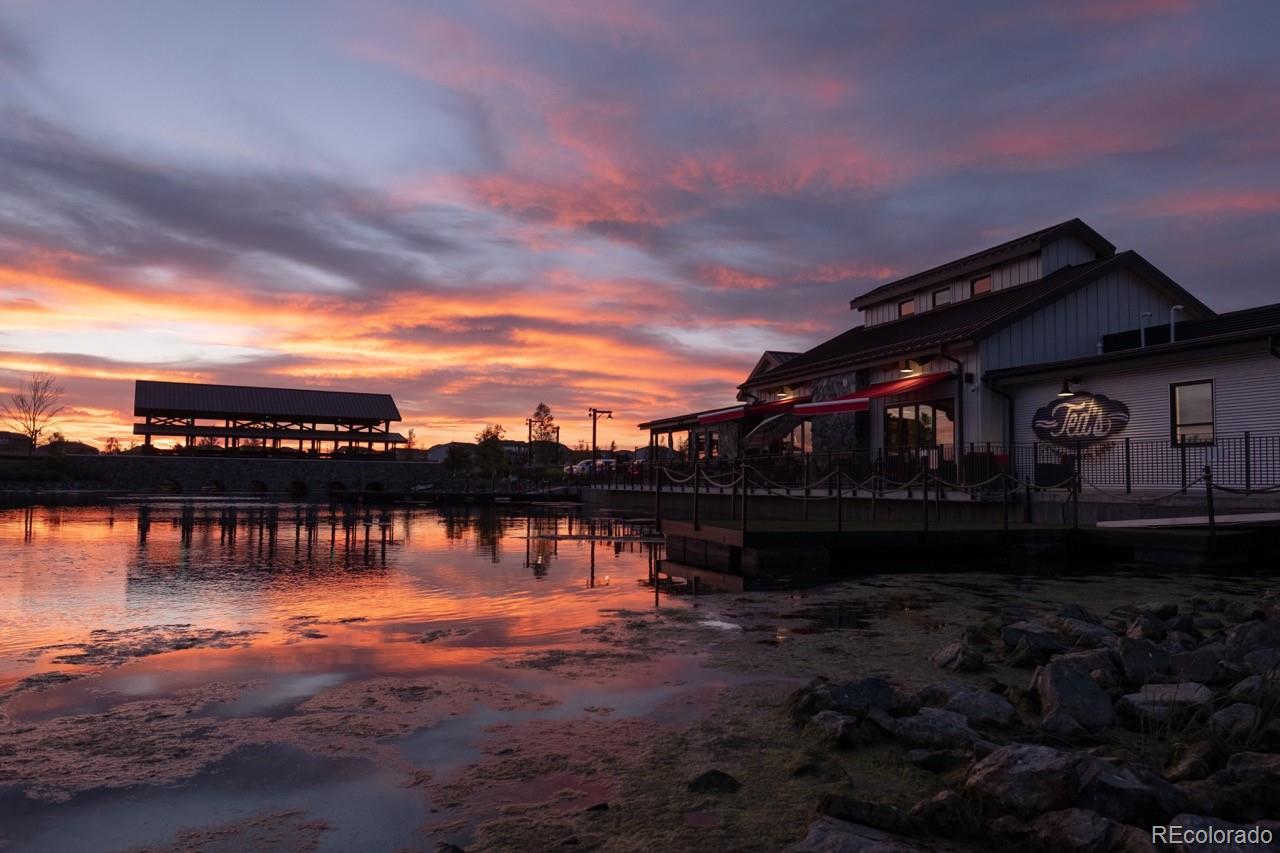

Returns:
1057,376,1082,397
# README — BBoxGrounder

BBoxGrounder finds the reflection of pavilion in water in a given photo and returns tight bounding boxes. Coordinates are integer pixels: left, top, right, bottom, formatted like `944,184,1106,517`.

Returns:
132,502,404,580
125,502,665,590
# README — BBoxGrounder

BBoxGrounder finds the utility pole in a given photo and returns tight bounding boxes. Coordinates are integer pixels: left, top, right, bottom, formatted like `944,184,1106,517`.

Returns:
525,418,534,468
588,408,613,474
553,425,561,465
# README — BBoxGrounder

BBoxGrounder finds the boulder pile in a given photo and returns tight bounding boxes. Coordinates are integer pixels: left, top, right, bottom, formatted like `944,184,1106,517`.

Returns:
783,590,1280,851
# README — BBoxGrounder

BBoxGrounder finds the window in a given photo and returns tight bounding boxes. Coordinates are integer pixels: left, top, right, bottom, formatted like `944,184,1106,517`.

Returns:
971,275,992,296
1171,380,1214,444
932,288,952,308
884,399,955,449
898,298,916,318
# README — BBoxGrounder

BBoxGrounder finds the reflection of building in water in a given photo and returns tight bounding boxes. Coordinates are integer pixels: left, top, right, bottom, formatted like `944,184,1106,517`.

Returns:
438,507,509,562
524,514,560,578
127,502,400,602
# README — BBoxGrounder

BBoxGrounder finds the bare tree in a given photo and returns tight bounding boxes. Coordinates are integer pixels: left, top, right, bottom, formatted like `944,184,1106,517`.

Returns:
406,427,417,449
3,372,65,455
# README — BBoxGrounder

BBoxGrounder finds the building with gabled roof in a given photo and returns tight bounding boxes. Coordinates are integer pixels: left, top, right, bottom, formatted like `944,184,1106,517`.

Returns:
132,380,407,453
640,218,1280,489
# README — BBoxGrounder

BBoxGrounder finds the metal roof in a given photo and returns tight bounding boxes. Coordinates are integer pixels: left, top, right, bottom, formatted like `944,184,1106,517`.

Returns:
1102,302,1280,352
849,218,1116,310
744,251,1213,390
134,380,401,422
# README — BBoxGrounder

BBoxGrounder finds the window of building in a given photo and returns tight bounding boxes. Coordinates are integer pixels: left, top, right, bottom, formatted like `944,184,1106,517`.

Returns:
884,399,955,449
1171,380,1214,444
971,275,992,296
898,298,916,318
932,288,952,308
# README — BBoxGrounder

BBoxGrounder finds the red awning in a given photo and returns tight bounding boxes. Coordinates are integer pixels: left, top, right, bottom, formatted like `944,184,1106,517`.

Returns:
696,395,811,425
794,372,953,416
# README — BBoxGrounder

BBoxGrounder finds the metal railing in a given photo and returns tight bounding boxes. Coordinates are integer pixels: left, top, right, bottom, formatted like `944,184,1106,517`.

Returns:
581,432,1280,496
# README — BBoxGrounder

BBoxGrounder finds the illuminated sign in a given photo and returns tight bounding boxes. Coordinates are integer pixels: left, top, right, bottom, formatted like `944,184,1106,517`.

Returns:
1032,393,1130,447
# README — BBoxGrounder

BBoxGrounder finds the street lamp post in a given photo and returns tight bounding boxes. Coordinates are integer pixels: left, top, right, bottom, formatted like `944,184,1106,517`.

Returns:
588,408,613,477
525,417,535,468
552,425,561,465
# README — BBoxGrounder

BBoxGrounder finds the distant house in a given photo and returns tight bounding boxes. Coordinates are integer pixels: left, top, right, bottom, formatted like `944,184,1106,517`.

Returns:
0,431,33,454
36,439,99,456
424,441,472,463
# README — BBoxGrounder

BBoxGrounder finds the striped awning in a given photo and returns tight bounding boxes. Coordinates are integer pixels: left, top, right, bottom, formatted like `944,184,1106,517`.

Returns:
697,396,810,425
794,372,953,416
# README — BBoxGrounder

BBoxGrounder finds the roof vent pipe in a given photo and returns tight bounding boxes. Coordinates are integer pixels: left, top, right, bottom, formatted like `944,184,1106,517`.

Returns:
1096,338,1104,354
1170,305,1184,343
1140,311,1153,347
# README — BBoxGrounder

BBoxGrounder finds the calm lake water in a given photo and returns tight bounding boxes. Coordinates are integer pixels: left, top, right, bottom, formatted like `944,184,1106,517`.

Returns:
0,501,722,853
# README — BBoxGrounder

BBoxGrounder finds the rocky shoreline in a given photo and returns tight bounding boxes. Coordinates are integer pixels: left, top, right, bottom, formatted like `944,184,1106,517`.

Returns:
781,592,1280,852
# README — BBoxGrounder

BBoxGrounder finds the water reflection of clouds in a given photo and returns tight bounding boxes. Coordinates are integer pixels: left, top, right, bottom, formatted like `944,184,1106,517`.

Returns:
0,503,667,681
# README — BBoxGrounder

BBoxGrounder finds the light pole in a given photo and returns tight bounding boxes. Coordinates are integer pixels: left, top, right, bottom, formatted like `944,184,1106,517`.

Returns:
525,417,535,468
553,425,561,465
588,408,613,474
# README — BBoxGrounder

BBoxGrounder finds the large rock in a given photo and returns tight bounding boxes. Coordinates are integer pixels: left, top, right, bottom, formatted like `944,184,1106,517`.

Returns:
1120,682,1214,722
1074,755,1183,825
1228,675,1264,704
1179,752,1280,822
781,817,931,853
1243,647,1280,676
943,689,1017,728
787,677,916,722
1117,637,1170,684
1210,703,1261,739
1030,808,1114,853
1001,621,1068,659
1170,644,1232,685
868,707,994,753
909,790,970,836
1044,615,1118,649
929,642,984,673
809,710,860,747
1052,648,1120,684
1126,613,1167,642
818,795,924,838
1164,740,1216,783
1223,619,1280,662
964,744,1082,815
1031,661,1114,733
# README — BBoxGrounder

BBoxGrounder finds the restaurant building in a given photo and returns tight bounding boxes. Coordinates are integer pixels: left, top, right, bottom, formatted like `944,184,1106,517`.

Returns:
640,219,1280,489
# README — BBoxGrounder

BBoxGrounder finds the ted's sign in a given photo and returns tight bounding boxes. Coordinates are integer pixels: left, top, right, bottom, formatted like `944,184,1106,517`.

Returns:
1032,393,1130,447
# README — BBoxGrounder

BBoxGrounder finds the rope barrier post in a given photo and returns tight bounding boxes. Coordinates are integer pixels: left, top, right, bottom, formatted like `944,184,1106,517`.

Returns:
1002,472,1010,535
1025,475,1033,524
1204,465,1215,541
692,461,701,531
1072,472,1080,531
871,468,879,522
1124,437,1132,495
803,454,810,522
740,461,748,538
836,466,844,533
654,467,662,533
1180,438,1188,494
1245,432,1252,496
921,470,929,535
730,462,738,521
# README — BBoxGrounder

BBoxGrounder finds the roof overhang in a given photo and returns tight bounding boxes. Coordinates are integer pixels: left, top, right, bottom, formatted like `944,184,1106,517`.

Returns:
794,372,953,416
985,329,1280,386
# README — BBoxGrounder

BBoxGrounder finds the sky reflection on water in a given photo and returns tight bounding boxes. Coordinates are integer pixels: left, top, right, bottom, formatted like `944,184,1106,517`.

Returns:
0,502,666,688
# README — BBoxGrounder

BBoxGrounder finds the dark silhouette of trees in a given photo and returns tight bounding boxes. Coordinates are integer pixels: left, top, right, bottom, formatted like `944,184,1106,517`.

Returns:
3,372,65,455
475,423,508,475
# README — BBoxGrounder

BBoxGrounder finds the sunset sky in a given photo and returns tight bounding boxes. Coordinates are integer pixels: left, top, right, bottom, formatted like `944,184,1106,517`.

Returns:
1,1,1277,450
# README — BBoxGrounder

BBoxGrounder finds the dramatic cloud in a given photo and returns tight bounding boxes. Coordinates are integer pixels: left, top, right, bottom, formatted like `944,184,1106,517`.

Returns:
0,0,1276,448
